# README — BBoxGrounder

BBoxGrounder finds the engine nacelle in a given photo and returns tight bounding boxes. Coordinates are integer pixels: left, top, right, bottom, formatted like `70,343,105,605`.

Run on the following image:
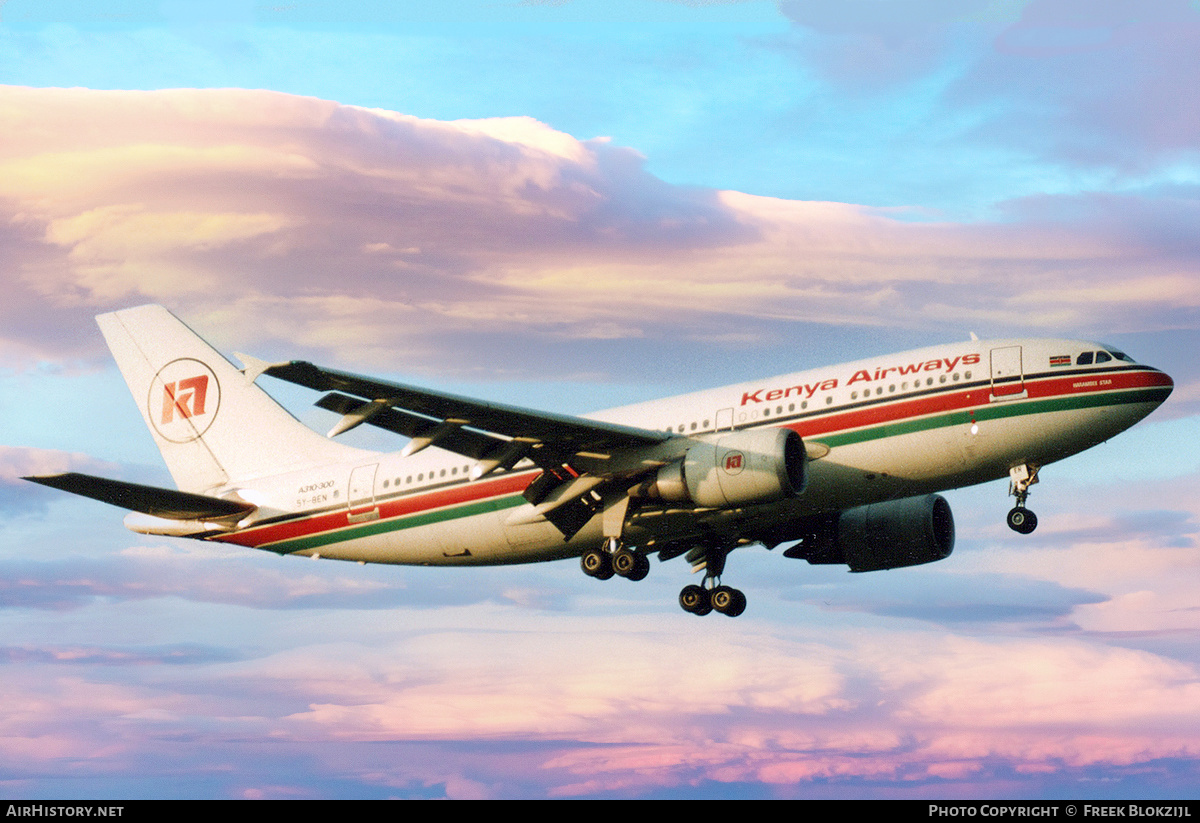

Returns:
642,427,807,508
790,494,955,572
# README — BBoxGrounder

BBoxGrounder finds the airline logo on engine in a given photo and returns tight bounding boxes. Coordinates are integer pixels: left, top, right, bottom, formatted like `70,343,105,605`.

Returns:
148,358,221,443
723,452,744,474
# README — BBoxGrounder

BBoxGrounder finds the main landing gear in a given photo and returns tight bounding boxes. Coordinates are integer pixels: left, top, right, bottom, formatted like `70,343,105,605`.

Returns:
580,537,650,581
678,544,746,618
579,538,748,617
679,582,746,617
1006,463,1040,534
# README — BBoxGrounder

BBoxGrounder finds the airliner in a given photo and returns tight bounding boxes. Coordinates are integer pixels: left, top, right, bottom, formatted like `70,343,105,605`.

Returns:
25,305,1174,617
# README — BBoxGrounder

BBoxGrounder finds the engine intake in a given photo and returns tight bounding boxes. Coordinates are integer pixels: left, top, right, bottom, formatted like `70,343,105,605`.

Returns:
641,427,807,508
787,494,955,572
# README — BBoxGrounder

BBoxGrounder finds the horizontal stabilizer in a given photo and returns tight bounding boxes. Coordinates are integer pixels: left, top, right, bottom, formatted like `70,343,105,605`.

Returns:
23,473,256,521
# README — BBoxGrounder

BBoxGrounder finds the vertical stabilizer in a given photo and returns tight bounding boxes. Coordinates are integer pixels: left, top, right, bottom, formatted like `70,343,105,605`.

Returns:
97,305,373,493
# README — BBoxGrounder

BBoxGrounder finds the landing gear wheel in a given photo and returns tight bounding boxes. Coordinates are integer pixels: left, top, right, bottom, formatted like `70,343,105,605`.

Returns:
710,586,747,617
581,547,614,579
629,553,651,581
1007,506,1038,534
612,547,649,581
679,584,712,615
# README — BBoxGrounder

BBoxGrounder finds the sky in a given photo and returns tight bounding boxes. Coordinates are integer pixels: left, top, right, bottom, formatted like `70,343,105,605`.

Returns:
1,0,1200,800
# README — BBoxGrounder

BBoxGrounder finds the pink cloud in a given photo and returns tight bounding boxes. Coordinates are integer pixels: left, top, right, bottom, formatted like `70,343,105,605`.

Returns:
0,85,1195,379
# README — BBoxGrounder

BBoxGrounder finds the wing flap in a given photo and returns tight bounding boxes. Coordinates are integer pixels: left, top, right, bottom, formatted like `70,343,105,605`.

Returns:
23,473,255,521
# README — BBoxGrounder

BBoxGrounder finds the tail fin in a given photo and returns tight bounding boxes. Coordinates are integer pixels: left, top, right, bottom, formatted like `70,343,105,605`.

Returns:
97,305,372,493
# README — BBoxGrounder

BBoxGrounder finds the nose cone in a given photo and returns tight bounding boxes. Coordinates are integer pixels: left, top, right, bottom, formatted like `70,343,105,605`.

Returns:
1147,366,1174,409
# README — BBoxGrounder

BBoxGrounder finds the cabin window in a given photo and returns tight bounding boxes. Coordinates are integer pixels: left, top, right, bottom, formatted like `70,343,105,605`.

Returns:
703,419,710,428
851,391,858,400
382,479,389,488
952,372,960,381
788,403,795,412
825,396,832,405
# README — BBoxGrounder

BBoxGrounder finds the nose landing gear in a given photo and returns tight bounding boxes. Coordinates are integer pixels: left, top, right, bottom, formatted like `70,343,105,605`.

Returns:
1007,463,1040,534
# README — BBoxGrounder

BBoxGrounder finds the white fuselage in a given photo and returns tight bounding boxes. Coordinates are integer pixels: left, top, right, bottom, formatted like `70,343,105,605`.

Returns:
200,338,1172,565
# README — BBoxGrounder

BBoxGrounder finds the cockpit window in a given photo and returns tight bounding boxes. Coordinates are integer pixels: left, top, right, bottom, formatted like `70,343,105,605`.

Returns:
1095,351,1112,364
1108,349,1133,362
1076,352,1093,366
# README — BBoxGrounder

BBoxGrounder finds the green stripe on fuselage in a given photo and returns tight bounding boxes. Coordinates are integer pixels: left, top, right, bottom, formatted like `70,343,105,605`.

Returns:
817,386,1170,449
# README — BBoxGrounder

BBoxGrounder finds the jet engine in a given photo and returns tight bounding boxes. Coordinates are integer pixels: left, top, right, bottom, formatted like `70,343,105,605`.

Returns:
638,427,807,508
786,494,955,572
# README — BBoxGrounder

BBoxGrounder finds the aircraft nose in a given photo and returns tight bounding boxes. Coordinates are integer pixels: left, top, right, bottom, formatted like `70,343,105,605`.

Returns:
1151,366,1174,404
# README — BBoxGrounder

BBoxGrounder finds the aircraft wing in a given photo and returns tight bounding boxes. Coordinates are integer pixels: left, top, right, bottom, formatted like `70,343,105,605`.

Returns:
260,360,671,458
255,360,680,537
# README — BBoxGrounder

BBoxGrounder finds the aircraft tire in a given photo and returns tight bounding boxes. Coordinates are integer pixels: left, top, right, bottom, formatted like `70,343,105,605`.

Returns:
679,584,712,615
612,547,638,578
1007,507,1038,534
581,547,613,579
711,586,746,617
627,553,650,581
612,550,649,581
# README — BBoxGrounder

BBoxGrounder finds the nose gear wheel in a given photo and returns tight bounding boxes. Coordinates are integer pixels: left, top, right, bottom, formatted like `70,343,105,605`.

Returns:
1006,463,1040,534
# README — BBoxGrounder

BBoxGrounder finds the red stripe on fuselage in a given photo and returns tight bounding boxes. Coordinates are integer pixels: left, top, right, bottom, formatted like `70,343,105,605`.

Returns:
213,470,537,549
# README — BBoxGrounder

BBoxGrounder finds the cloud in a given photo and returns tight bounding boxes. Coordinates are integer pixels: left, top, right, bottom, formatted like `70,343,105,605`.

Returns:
5,463,1200,798
0,541,521,611
0,85,1196,382
954,0,1200,169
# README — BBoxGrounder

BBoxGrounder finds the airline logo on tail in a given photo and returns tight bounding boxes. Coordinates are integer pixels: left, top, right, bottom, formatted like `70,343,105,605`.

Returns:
148,358,221,443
